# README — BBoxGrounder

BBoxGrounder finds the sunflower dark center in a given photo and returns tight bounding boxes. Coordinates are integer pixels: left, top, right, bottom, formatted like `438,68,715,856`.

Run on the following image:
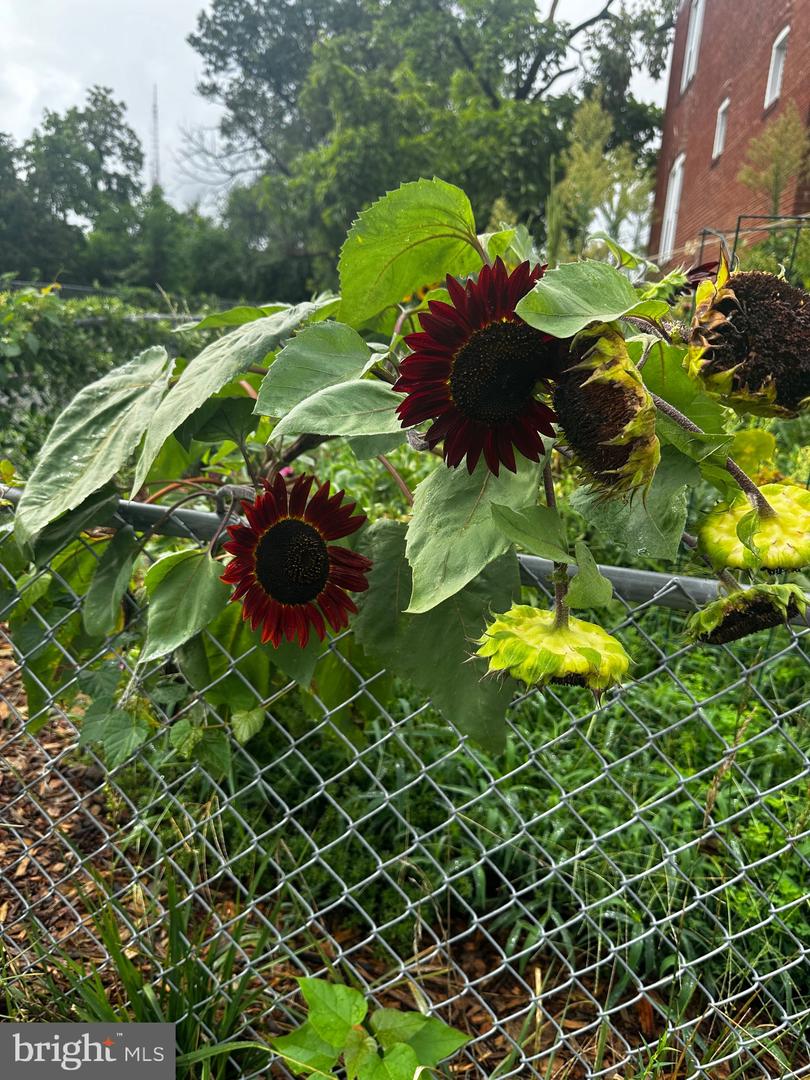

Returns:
254,518,329,605
449,320,546,424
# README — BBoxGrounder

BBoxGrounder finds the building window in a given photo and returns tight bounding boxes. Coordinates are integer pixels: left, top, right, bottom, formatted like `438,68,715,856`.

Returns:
680,0,705,92
764,26,789,107
660,153,686,261
713,98,730,159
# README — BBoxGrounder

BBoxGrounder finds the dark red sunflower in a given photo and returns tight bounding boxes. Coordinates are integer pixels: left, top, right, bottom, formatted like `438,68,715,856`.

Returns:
393,258,562,475
221,474,371,648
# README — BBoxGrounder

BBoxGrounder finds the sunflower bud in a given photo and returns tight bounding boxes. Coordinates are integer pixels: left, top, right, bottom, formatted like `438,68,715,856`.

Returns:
553,325,660,497
697,482,810,570
475,604,630,696
686,583,807,645
687,253,810,417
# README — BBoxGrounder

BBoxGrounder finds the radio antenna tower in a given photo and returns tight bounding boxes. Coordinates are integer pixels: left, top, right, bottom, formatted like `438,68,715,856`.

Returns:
151,84,161,188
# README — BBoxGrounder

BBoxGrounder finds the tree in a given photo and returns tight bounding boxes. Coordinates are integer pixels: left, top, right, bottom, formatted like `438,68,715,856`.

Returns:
738,101,810,215
23,86,144,223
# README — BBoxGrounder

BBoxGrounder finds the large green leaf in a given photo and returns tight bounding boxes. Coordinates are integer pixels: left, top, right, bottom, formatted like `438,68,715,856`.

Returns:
82,526,140,636
142,551,230,662
30,486,120,567
272,380,404,438
256,321,372,417
570,447,699,561
175,397,257,448
490,503,573,563
566,541,614,609
179,303,287,331
15,346,173,545
339,178,482,326
131,302,327,495
299,978,367,1047
637,340,727,432
271,1021,340,1077
406,456,539,613
515,260,669,339
357,1044,421,1080
355,521,518,751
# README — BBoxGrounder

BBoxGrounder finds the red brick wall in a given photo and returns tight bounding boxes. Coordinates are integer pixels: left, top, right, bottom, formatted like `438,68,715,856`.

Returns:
649,0,810,267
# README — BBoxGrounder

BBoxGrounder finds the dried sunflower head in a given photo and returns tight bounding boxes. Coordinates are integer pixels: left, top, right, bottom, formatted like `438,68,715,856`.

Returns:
687,253,810,417
686,583,807,645
475,604,630,697
697,482,810,570
553,325,660,497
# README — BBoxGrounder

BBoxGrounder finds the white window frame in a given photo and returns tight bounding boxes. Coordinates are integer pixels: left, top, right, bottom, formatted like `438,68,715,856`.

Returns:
764,26,789,108
660,153,686,261
712,98,730,159
680,0,706,92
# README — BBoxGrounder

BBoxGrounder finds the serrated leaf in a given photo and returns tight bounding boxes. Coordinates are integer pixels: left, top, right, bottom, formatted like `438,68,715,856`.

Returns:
570,447,698,561
271,1021,340,1076
169,717,204,758
132,302,329,495
515,260,668,339
178,304,287,331
256,321,372,417
298,978,367,1047
15,346,173,545
347,432,407,459
339,178,481,326
232,707,266,744
355,521,518,751
490,503,573,563
272,380,404,438
567,541,613,609
142,551,230,661
82,526,139,636
406,456,539,613
175,397,257,448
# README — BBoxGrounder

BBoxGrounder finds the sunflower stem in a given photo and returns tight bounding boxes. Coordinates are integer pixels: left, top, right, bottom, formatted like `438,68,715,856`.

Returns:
544,461,570,629
681,531,741,594
377,454,414,506
650,392,777,517
470,233,493,267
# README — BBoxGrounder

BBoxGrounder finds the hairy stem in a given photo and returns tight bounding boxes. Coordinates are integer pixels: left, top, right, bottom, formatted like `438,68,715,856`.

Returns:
650,392,777,517
544,461,570,629
378,454,413,506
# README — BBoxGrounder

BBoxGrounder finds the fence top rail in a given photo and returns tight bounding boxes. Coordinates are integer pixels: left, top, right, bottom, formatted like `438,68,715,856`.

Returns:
1,483,786,618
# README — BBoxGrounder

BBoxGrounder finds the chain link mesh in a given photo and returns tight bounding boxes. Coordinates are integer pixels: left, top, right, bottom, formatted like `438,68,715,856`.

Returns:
1,496,808,1079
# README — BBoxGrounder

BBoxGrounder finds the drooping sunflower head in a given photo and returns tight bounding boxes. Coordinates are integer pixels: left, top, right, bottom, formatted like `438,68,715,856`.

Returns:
552,325,660,497
686,583,807,645
475,604,630,697
221,473,372,648
687,253,810,417
393,257,566,476
697,482,810,570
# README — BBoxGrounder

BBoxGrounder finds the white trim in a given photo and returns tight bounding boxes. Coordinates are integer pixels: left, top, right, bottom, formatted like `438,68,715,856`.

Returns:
660,153,686,261
764,26,789,107
712,98,730,159
680,0,705,92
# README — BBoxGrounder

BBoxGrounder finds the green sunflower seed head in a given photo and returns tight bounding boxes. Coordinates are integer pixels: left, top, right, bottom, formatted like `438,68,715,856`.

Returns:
686,583,807,645
553,324,660,499
697,482,810,570
475,604,631,698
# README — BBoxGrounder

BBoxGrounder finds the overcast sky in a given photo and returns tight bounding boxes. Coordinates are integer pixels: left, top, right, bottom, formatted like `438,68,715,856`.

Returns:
0,0,669,209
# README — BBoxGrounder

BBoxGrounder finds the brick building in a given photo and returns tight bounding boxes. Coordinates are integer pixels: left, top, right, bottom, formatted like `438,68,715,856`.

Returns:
648,0,810,266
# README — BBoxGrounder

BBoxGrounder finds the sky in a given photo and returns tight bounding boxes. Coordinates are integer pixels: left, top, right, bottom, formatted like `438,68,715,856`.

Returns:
0,0,669,209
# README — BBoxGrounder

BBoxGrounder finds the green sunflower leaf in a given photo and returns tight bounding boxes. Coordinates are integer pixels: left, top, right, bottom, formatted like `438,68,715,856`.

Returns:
490,503,574,563
15,346,174,546
567,541,614,609
515,260,669,339
256,321,373,418
142,551,230,662
131,301,330,496
355,520,518,751
271,380,404,438
406,456,540,613
177,303,288,331
299,978,367,1047
570,447,698,562
636,340,727,432
338,177,482,327
82,525,140,637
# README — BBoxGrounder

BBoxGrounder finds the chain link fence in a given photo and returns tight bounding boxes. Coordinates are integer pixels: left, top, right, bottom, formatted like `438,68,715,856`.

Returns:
1,492,808,1079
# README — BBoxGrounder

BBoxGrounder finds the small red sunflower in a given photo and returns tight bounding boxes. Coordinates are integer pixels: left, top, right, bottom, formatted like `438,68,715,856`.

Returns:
393,258,561,475
221,474,371,648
